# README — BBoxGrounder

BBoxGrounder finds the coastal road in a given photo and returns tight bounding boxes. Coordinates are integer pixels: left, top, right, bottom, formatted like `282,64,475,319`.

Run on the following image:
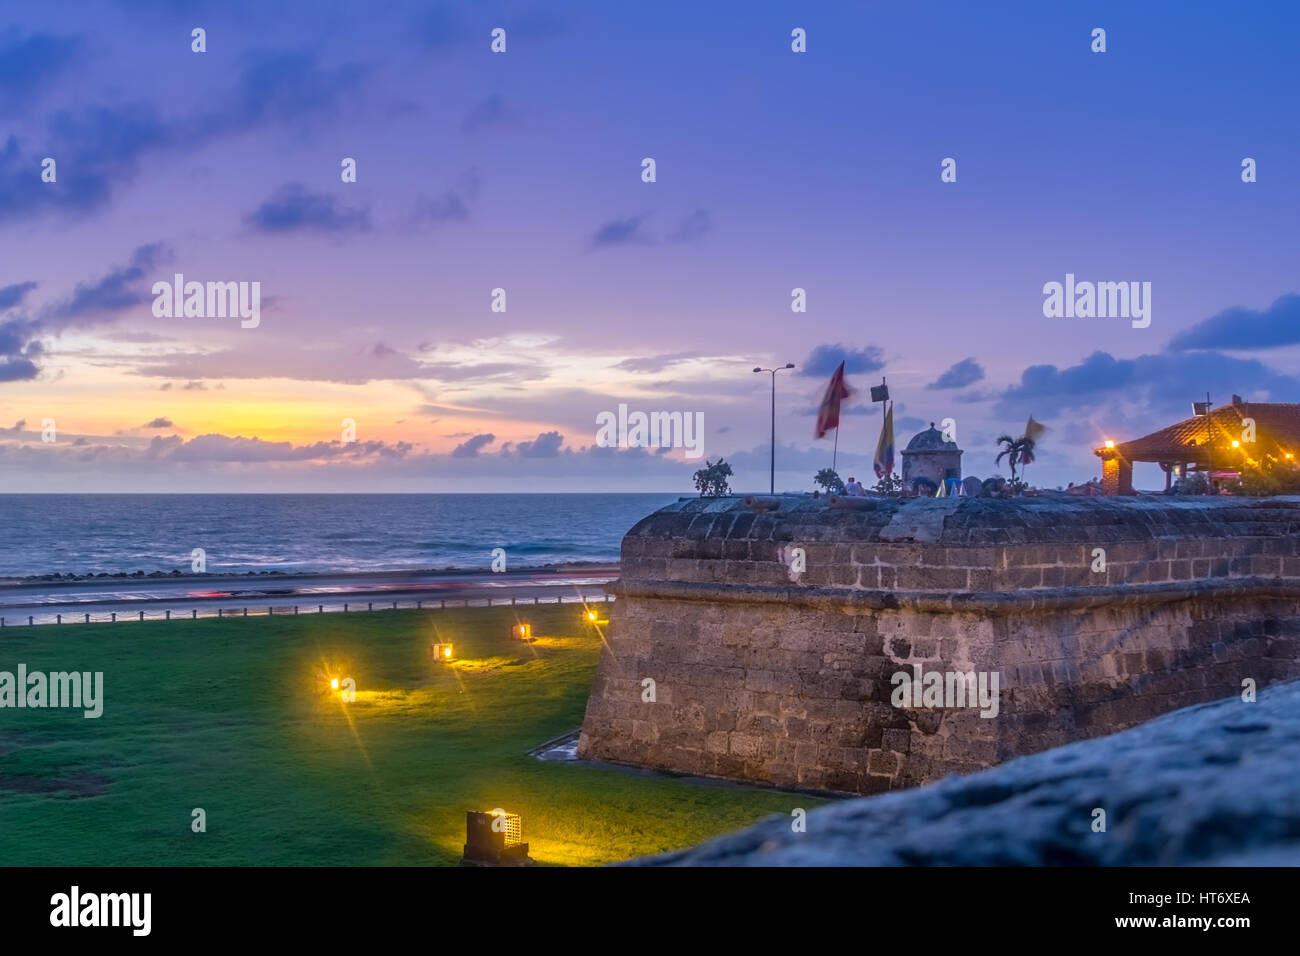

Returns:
0,566,619,627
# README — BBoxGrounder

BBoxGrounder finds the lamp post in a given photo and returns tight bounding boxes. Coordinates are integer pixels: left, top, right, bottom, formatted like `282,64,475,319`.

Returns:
754,363,795,495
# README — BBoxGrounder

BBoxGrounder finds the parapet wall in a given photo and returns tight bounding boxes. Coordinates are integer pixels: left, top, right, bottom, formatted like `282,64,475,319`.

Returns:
576,495,1300,795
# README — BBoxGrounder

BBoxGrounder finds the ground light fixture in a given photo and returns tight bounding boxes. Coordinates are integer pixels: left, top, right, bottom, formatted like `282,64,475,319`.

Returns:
461,809,533,866
330,678,339,689
431,642,454,661
513,623,532,641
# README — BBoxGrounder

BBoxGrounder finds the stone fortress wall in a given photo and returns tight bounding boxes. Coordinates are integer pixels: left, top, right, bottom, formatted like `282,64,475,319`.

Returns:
577,495,1300,795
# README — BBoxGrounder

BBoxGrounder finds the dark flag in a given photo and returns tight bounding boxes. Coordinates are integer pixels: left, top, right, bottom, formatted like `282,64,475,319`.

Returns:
815,361,854,440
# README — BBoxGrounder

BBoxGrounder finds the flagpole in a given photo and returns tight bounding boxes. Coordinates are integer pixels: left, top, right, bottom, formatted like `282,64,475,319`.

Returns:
832,427,839,473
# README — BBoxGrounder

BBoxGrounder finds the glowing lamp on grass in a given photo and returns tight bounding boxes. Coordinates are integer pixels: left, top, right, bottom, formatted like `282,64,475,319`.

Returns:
513,623,532,641
587,610,597,622
431,642,454,662
1231,440,1241,448
330,678,340,690
461,809,533,866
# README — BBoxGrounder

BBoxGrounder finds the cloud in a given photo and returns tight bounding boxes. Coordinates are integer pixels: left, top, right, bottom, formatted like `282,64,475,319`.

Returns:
461,94,512,132
1166,294,1300,351
1,419,26,434
590,215,648,247
0,244,169,380
669,209,712,243
614,351,704,373
0,356,39,382
0,281,37,311
407,170,480,229
927,358,985,390
0,49,366,225
0,31,84,108
245,183,370,234
995,349,1300,419
220,50,367,130
590,210,711,248
160,433,412,463
143,417,174,429
45,242,171,324
451,433,495,457
416,4,468,49
512,430,565,457
797,344,887,378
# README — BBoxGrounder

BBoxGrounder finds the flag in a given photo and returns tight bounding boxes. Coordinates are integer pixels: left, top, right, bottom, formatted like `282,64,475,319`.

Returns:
1022,415,1047,465
814,361,854,439
935,476,947,497
873,401,895,478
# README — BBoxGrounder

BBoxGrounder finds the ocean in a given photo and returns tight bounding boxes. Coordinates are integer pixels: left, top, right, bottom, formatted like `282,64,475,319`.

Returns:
0,493,681,579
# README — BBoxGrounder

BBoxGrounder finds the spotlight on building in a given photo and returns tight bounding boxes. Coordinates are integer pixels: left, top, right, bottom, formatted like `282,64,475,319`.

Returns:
431,642,454,661
1104,440,1115,449
461,809,533,866
513,623,533,641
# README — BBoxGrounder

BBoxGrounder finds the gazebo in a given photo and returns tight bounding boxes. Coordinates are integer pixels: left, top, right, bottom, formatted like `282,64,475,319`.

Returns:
1093,396,1300,495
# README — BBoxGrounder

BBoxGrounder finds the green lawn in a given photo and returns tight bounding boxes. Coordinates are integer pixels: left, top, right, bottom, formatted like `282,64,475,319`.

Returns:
0,604,819,865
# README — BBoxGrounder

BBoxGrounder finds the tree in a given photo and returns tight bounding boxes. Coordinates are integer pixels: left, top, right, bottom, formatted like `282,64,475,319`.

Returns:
693,458,733,497
995,434,1036,485
874,472,903,495
814,468,845,494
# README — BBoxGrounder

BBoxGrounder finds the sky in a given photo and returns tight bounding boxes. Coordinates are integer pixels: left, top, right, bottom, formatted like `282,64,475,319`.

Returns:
1,0,1298,493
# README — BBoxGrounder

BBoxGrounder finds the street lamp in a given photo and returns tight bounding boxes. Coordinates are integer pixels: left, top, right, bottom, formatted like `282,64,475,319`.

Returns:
754,363,795,495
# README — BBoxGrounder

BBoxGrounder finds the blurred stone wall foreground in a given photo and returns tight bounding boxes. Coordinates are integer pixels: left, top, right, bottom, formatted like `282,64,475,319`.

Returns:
629,677,1300,866
577,494,1300,795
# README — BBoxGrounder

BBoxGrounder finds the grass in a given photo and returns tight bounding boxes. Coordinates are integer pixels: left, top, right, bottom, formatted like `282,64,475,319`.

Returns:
0,604,822,865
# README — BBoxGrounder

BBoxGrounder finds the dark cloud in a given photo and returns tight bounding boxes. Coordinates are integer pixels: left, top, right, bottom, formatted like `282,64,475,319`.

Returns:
0,355,38,381
614,351,704,373
408,171,480,228
461,94,512,132
0,31,84,108
590,216,647,247
995,349,1300,419
45,242,171,324
143,417,174,428
0,281,37,310
0,244,168,380
0,105,171,221
797,344,886,378
221,50,367,130
161,433,413,463
512,430,564,457
0,419,26,434
416,4,468,49
669,209,712,243
0,50,365,225
927,357,984,390
1166,294,1300,351
245,183,370,234
451,433,495,457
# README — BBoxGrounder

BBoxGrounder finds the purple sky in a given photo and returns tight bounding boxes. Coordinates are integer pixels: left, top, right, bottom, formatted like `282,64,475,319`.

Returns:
2,0,1298,492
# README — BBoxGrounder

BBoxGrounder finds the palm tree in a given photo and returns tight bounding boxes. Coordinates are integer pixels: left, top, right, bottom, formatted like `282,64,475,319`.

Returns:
995,434,1036,483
